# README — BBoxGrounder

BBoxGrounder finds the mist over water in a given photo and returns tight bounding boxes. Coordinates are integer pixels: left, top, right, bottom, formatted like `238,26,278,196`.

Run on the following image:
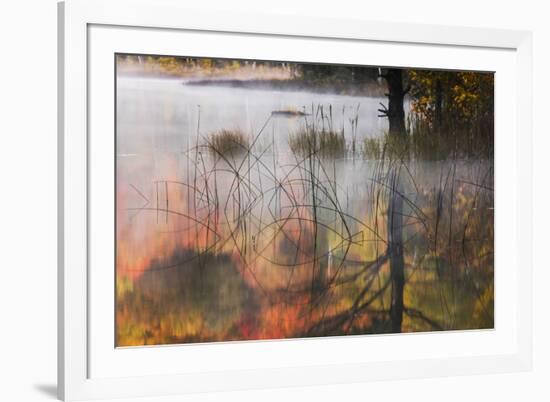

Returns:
116,76,390,154
116,74,494,346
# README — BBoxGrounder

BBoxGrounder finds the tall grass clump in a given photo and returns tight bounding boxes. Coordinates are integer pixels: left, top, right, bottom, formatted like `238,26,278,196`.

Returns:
362,137,383,160
408,114,493,160
206,128,250,158
289,127,346,159
361,133,410,160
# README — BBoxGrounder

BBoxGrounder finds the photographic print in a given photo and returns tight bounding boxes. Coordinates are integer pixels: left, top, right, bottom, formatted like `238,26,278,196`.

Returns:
115,54,494,347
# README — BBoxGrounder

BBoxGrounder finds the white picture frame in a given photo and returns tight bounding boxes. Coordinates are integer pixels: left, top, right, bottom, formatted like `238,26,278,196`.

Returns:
58,0,533,400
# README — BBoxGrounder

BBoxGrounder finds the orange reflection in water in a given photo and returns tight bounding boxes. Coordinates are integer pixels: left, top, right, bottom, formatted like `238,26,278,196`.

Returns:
116,151,494,347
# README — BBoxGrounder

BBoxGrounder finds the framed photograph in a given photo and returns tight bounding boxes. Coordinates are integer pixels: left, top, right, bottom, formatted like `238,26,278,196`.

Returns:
58,0,533,400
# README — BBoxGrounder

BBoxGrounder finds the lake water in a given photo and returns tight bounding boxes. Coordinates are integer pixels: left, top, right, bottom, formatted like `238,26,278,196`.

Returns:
115,76,494,346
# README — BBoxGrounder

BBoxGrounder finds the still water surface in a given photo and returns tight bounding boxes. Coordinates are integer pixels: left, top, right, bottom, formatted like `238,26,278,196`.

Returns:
116,76,494,346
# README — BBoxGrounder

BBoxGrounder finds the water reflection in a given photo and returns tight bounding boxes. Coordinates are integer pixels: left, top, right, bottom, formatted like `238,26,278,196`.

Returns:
116,76,493,346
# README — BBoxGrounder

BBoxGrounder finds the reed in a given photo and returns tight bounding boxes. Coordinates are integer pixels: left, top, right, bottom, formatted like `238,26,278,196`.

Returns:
361,133,410,160
289,126,346,159
206,128,250,158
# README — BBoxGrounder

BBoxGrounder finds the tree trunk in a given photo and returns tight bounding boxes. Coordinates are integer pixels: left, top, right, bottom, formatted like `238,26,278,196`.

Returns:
388,170,405,332
384,69,407,136
435,78,443,129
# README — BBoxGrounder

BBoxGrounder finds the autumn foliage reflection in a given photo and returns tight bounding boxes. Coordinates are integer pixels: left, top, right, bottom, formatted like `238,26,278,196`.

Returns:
115,56,494,346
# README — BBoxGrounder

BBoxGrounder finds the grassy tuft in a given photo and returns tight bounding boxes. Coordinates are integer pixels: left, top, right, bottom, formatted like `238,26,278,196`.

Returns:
361,133,410,160
289,127,346,159
206,129,250,158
